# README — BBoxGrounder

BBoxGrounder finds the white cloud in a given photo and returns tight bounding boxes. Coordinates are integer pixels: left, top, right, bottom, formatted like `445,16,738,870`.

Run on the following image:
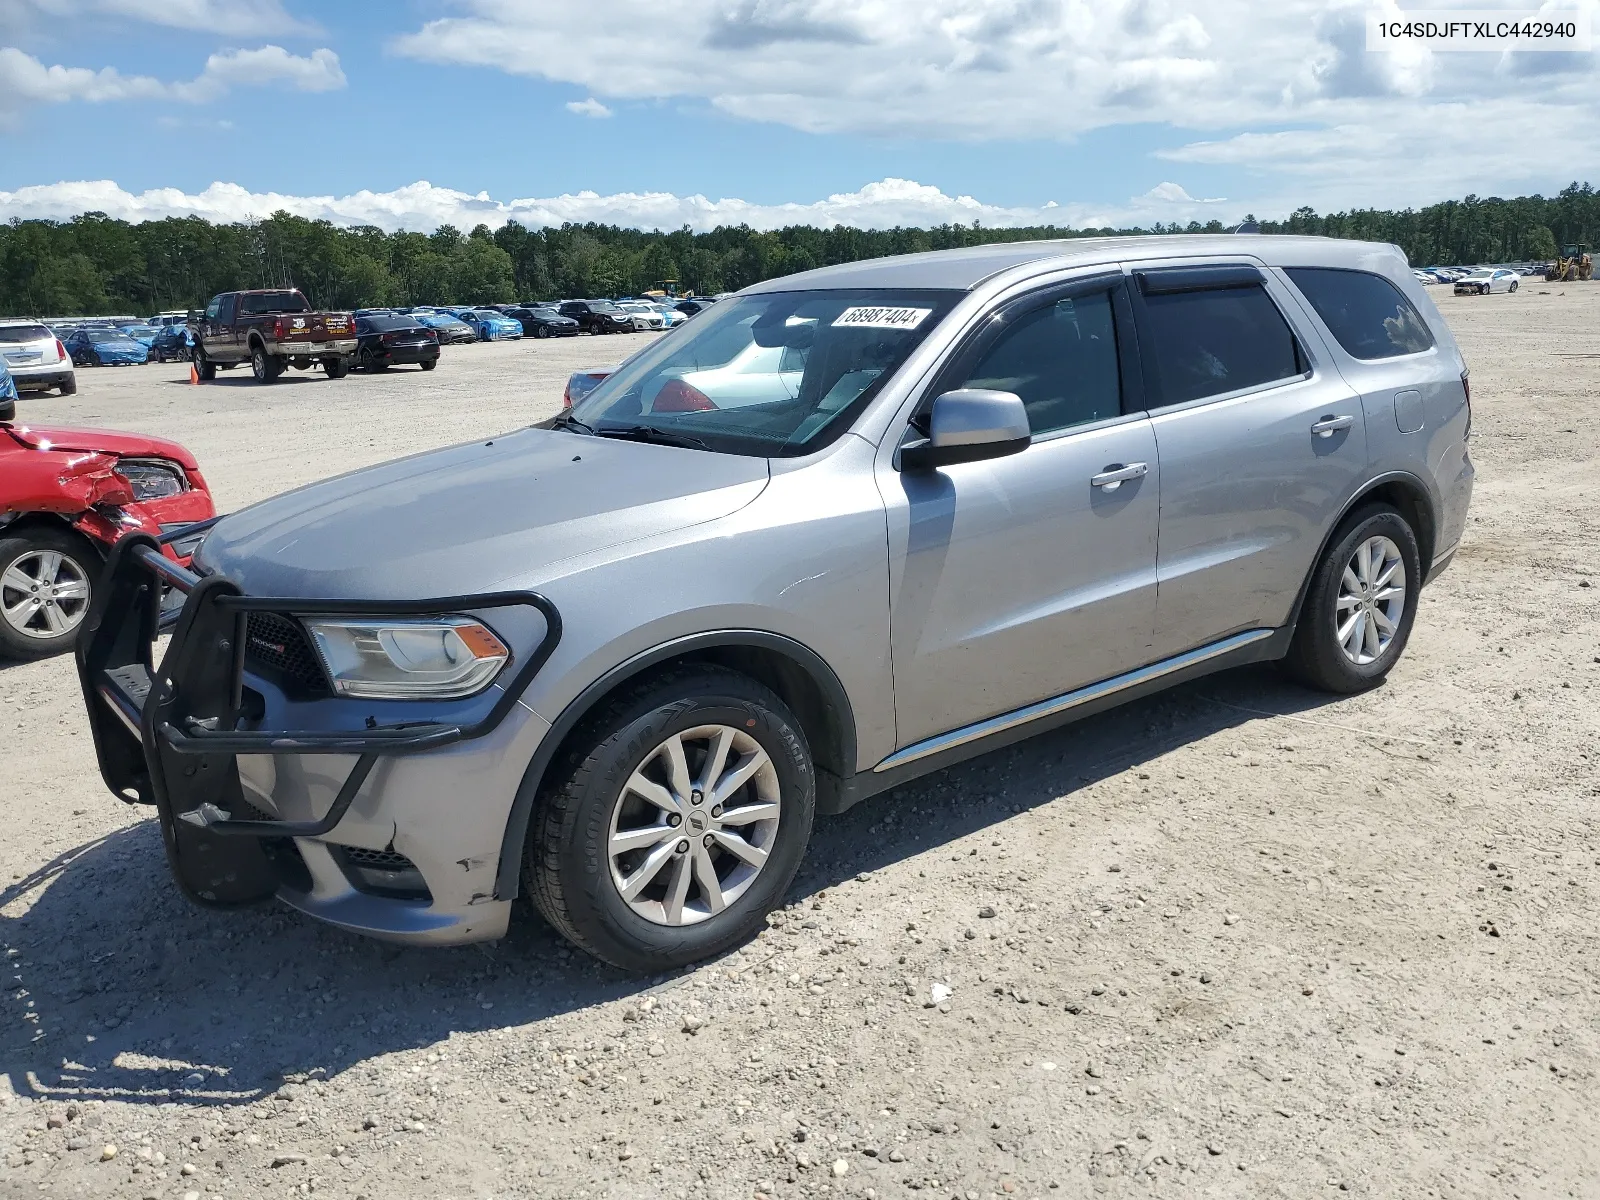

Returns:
7,0,314,37
0,45,345,116
565,97,612,118
387,0,1600,202
0,175,1244,233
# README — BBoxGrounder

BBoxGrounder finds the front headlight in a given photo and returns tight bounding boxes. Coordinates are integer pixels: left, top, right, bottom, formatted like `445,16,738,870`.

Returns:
115,459,186,501
304,617,510,700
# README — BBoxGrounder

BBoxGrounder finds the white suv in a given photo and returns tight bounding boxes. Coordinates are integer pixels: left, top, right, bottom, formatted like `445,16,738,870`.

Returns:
0,320,76,397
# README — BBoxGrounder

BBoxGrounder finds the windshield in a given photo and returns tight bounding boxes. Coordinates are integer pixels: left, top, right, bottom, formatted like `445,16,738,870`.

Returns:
569,288,961,457
1464,270,1492,279
122,325,158,336
238,292,312,315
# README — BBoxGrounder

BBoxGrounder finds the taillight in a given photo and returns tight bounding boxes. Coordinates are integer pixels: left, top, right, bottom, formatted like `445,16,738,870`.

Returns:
561,381,573,409
382,331,397,344
54,338,67,362
274,315,290,339
652,380,717,412
1461,369,1472,439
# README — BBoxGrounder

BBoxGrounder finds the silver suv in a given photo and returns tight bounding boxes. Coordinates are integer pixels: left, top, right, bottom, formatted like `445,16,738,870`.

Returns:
77,235,1473,972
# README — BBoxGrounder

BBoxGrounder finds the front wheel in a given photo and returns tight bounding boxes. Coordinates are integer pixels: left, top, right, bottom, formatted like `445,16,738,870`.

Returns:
194,348,216,381
534,325,550,339
0,528,99,660
1284,506,1422,693
525,666,815,973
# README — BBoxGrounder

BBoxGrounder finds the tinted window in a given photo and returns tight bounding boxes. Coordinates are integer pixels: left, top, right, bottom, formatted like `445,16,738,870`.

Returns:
952,290,1122,436
1286,268,1434,360
0,324,51,343
1141,286,1303,406
238,291,311,316
204,297,221,321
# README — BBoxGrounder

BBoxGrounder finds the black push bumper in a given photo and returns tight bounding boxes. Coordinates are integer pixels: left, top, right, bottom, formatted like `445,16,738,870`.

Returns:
75,528,560,907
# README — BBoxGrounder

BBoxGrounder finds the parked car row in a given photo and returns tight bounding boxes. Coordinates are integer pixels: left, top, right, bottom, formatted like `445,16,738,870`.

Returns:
1412,263,1545,288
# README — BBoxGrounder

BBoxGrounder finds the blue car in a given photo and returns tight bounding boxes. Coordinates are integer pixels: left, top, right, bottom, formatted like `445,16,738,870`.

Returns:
118,324,161,353
150,325,196,363
65,326,148,367
462,309,523,341
0,357,18,418
412,312,478,345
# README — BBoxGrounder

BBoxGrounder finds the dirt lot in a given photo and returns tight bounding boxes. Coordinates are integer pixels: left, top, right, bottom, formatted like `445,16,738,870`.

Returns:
1,289,1597,1200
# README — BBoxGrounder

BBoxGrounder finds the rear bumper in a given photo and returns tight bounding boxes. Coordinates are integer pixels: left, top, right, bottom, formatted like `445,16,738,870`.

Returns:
75,534,562,945
271,338,358,358
11,367,73,390
373,344,440,365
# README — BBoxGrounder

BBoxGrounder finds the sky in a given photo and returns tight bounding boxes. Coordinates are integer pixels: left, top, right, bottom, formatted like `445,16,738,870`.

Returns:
0,0,1596,234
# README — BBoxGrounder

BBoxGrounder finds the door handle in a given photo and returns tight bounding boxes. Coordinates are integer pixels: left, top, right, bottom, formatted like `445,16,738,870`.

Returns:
1311,414,1355,438
1090,462,1149,491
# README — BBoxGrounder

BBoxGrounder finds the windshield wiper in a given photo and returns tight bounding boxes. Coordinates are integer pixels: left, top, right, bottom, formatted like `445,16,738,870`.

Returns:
593,423,712,451
547,412,596,435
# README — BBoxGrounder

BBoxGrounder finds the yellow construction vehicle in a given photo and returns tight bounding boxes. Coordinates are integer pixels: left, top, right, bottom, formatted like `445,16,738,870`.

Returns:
1545,244,1594,282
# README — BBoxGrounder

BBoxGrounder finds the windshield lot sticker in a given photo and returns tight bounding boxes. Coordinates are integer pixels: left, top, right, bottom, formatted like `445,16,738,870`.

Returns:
832,306,933,330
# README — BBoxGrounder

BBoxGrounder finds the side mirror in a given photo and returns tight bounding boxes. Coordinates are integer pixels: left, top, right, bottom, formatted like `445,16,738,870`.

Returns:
899,389,1030,471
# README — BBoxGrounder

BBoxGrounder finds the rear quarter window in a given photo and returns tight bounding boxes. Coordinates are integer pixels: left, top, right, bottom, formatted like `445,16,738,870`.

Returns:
1285,267,1434,360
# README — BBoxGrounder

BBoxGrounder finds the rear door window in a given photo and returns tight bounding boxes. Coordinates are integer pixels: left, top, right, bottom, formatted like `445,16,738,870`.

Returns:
1285,267,1434,360
1137,284,1304,406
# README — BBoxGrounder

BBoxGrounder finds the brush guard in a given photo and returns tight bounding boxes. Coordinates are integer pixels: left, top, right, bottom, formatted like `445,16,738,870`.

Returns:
75,528,561,908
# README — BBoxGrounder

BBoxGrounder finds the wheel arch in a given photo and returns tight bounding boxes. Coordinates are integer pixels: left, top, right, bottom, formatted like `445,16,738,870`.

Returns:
1287,471,1438,633
493,630,857,901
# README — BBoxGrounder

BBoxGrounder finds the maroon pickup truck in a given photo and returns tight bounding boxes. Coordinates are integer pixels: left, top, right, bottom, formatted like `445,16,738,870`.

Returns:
193,289,357,383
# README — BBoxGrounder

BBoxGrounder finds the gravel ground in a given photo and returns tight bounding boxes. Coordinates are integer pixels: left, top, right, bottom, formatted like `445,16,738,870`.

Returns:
1,288,1598,1200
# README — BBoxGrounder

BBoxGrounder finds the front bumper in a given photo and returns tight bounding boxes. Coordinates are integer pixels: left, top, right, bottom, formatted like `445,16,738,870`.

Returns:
76,533,562,944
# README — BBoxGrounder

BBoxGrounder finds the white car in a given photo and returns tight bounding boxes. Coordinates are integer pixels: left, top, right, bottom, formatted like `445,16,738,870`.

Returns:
1412,269,1440,285
1454,268,1518,295
617,301,667,332
0,319,76,396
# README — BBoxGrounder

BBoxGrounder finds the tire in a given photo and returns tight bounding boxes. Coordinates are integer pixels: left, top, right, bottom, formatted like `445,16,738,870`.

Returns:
0,400,12,422
525,666,816,973
359,347,384,372
1509,280,1518,293
323,357,349,380
0,527,100,660
420,358,437,371
1283,505,1422,694
194,348,216,381
251,345,281,384
534,325,550,339
59,376,76,396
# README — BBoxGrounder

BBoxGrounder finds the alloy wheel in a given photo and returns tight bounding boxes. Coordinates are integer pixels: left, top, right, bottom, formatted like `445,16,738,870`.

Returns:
607,724,781,926
1335,534,1406,665
1,550,91,640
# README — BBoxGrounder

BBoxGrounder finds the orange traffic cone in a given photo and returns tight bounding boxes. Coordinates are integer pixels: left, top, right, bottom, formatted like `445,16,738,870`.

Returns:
189,361,200,385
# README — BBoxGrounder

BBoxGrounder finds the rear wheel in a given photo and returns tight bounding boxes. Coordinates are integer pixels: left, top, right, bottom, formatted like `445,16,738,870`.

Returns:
1284,506,1421,693
0,528,99,660
59,376,76,396
525,666,815,972
323,357,350,380
1509,280,1518,293
419,358,437,371
250,345,281,384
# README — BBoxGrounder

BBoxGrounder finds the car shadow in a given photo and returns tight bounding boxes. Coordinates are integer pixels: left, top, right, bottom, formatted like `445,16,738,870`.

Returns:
0,662,1350,1109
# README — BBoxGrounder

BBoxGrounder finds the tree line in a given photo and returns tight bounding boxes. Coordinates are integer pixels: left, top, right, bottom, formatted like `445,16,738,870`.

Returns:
2,182,1596,317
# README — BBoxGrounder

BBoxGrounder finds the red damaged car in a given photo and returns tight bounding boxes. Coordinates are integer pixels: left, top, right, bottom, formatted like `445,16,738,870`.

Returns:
0,417,215,659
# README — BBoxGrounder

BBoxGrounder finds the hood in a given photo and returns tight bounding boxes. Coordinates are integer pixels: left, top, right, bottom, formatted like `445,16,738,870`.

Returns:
194,427,770,599
5,423,201,469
